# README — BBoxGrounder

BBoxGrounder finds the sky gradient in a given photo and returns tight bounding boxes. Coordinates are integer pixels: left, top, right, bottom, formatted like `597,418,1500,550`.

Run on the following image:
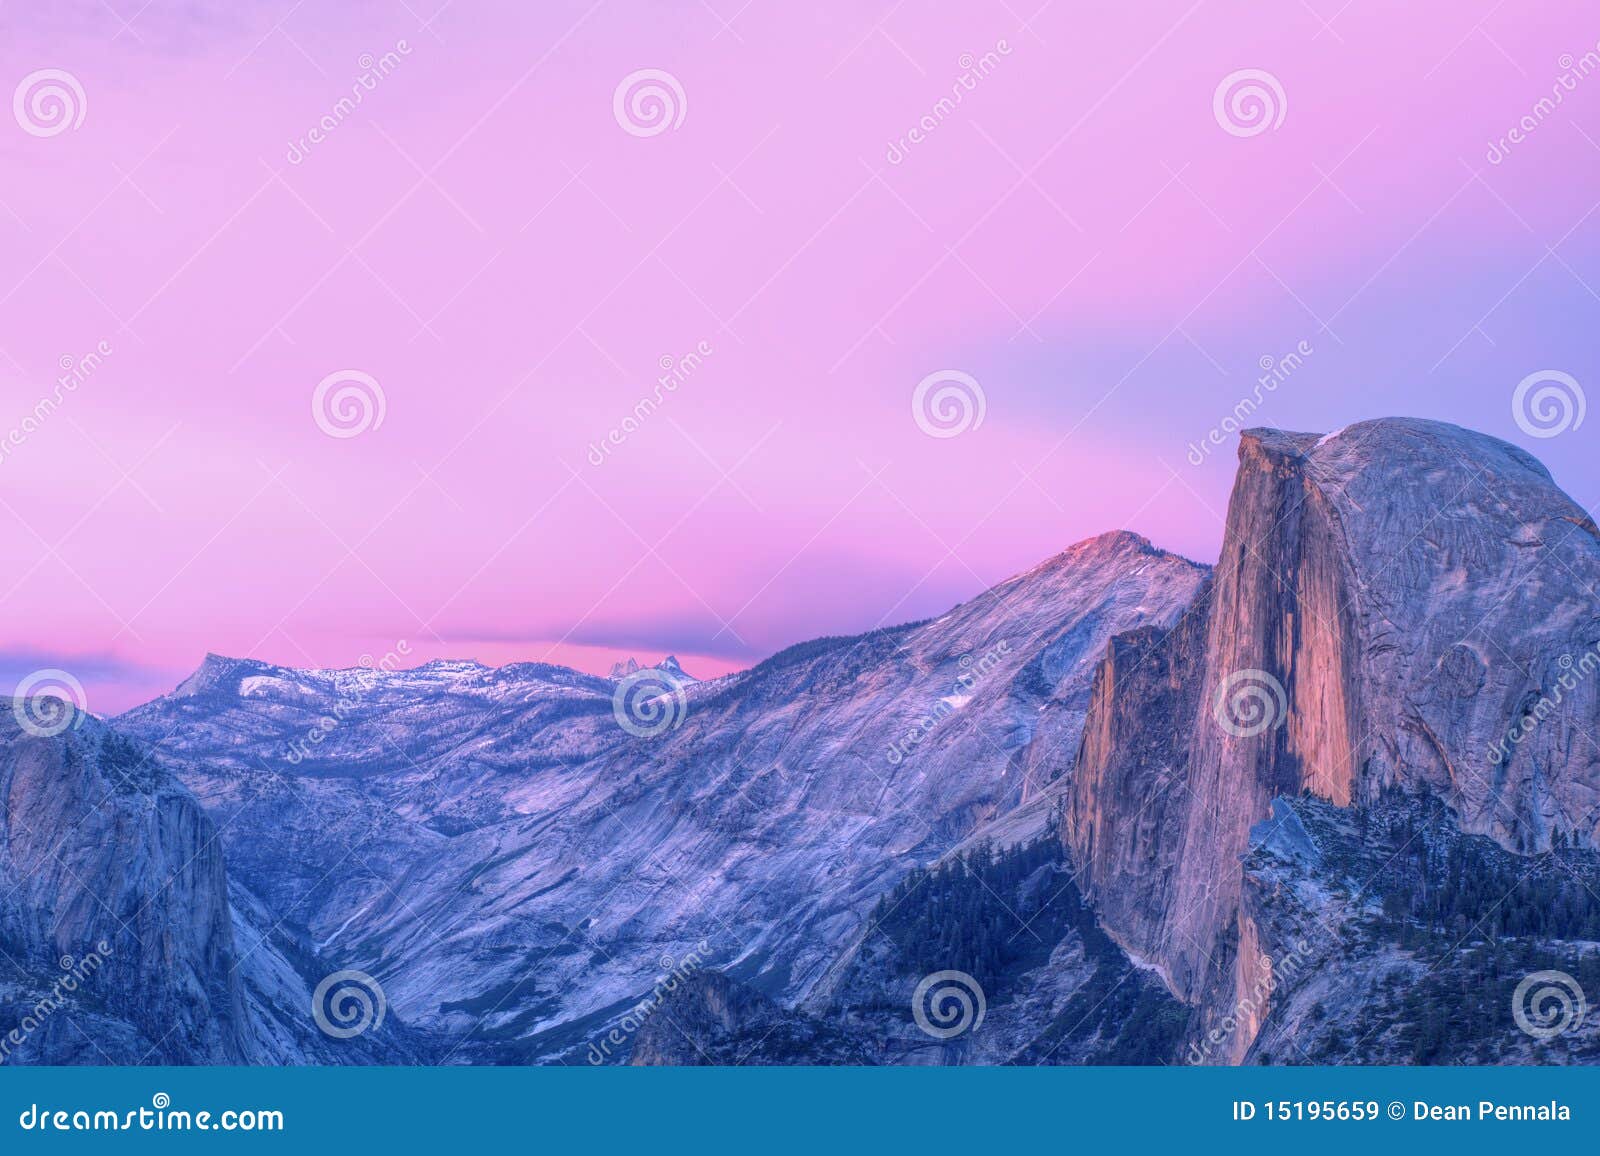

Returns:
2,0,1598,712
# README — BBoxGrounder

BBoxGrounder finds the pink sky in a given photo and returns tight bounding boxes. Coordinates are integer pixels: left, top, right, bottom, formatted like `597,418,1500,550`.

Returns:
2,0,1598,712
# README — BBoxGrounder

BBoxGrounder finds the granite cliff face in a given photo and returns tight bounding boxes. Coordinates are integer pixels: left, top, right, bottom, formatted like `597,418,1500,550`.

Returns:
1066,419,1600,1059
0,708,423,1064
0,708,249,1062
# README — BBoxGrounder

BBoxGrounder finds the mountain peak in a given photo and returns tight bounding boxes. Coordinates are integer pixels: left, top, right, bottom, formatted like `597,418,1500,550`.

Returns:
1071,528,1157,556
609,655,697,682
172,652,265,697
1003,528,1205,594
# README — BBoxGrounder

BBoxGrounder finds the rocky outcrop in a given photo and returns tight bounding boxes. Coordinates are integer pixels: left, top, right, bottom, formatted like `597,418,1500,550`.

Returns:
1066,418,1600,1059
0,707,423,1064
0,707,250,1063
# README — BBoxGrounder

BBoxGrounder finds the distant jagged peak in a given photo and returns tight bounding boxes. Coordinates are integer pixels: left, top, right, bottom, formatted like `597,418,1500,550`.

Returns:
656,655,696,681
609,655,698,683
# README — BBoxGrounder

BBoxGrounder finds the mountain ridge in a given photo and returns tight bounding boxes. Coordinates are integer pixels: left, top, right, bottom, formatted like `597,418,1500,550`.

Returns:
107,521,1208,1060
142,527,1200,715
8,416,1599,1065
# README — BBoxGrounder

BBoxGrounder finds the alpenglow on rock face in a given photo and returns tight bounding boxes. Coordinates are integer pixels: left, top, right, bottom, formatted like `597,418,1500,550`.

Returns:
1065,418,1600,1059
7,416,1600,1065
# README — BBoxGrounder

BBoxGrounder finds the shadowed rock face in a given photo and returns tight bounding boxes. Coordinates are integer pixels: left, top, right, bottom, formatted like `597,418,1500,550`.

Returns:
1064,583,1214,999
0,708,249,1063
0,709,427,1064
1066,418,1600,1059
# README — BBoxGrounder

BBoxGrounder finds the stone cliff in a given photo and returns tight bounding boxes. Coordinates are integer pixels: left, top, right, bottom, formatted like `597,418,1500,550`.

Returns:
0,707,250,1062
1066,418,1600,1059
